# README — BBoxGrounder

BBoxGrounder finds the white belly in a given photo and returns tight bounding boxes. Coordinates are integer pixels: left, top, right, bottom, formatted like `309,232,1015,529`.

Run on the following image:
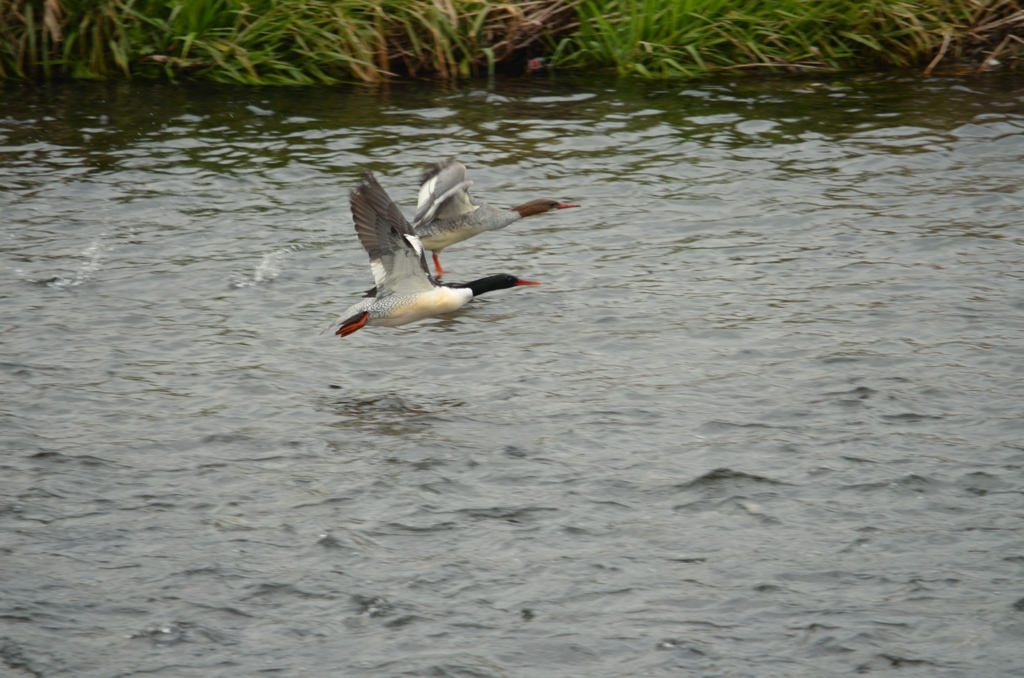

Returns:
368,287,473,327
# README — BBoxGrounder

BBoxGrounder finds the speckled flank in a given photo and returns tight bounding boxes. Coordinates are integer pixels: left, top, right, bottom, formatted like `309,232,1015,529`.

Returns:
364,287,473,327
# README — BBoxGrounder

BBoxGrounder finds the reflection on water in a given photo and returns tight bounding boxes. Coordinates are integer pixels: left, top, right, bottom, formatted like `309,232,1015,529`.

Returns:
2,74,1024,677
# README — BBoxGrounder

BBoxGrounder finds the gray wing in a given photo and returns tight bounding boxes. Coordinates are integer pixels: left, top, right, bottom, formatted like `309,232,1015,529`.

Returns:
351,172,434,296
413,160,477,225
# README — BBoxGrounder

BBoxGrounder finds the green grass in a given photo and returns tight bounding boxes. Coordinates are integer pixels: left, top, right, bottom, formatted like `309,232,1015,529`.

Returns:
0,0,578,83
0,0,1020,82
550,0,1022,76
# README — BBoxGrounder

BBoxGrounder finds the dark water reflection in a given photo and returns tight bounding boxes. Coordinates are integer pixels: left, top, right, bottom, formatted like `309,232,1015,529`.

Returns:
2,73,1024,677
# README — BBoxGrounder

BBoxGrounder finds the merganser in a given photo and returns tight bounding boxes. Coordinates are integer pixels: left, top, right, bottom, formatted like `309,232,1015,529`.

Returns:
412,160,579,276
323,172,541,338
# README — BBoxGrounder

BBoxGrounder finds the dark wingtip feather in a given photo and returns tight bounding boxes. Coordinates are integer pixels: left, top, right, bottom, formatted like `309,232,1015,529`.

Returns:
350,171,375,206
349,168,418,263
356,171,396,211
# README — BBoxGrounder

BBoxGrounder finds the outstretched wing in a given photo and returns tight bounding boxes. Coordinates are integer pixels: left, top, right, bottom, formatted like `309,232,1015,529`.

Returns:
413,160,478,226
351,172,434,296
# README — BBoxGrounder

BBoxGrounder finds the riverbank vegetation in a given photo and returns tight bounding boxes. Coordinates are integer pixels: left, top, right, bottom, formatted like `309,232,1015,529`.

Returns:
560,0,1024,77
1,0,1022,83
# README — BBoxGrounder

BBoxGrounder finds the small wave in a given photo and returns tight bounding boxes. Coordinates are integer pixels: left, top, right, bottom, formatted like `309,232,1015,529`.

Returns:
675,468,786,492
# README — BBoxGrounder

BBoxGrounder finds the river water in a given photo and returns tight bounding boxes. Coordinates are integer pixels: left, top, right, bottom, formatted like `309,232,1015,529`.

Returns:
2,73,1023,677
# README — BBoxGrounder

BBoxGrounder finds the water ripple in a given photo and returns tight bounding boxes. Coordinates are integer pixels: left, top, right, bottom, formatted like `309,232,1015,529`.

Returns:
1,75,1023,677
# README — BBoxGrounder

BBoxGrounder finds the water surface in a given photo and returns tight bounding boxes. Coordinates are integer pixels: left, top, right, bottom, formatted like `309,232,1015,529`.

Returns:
2,74,1024,677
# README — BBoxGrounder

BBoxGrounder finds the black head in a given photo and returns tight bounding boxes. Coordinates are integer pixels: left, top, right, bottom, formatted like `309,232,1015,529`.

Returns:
465,274,542,297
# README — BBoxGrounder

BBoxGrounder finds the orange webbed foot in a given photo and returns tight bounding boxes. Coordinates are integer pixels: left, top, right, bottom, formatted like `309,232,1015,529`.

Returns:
336,311,369,337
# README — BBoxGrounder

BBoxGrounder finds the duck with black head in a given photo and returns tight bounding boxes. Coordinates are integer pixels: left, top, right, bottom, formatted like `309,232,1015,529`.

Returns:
323,172,541,338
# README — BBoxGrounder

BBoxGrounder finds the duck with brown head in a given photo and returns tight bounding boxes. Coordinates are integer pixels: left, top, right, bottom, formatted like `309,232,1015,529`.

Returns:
412,161,578,276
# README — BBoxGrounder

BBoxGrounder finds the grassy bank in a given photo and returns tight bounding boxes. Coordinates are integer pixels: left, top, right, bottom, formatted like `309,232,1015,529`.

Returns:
0,0,578,83
557,0,1024,77
1,0,1022,83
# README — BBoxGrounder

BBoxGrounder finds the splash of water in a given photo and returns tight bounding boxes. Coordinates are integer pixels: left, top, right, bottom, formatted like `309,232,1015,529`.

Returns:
48,240,105,288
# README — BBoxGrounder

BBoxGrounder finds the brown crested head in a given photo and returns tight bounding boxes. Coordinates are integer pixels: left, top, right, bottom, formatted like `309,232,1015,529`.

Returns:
512,198,580,218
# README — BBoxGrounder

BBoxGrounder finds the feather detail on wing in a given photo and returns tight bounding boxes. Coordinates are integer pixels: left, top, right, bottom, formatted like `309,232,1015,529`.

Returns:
351,173,435,296
413,160,478,225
